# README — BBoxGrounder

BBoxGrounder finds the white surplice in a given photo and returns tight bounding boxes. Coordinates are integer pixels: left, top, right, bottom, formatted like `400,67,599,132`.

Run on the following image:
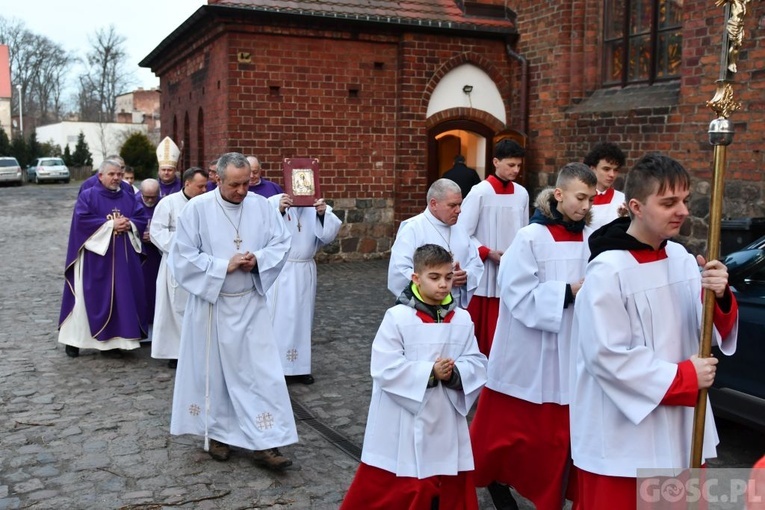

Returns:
388,209,483,308
360,305,487,478
457,180,529,298
266,198,342,375
169,190,297,451
149,190,190,360
589,188,625,232
487,223,590,404
570,241,738,477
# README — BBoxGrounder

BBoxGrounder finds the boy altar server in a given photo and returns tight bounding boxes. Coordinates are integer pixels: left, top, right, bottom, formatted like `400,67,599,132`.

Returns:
341,244,488,510
469,163,598,510
458,139,529,356
570,153,738,510
584,141,627,231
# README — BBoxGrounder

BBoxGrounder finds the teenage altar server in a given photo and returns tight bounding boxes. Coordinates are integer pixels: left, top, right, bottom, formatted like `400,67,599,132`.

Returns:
469,163,597,510
267,193,342,384
341,244,487,510
457,139,529,356
388,178,483,309
583,141,627,231
150,167,208,368
570,153,738,510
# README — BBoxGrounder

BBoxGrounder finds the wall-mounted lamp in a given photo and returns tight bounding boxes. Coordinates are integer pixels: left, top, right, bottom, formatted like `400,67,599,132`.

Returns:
462,85,473,94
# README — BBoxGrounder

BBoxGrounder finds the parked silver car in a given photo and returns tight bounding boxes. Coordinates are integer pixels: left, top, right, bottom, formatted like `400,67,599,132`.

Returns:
0,156,24,185
27,157,70,184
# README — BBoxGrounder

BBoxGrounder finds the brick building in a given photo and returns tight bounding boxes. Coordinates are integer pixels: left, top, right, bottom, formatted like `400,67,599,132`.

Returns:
141,0,765,259
115,88,161,142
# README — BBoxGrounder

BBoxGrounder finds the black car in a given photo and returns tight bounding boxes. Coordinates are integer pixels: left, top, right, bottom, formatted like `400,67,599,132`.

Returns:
709,234,765,431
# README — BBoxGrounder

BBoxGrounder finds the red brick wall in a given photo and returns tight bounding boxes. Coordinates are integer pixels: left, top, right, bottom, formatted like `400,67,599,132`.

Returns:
158,20,515,259
396,35,513,221
512,0,765,250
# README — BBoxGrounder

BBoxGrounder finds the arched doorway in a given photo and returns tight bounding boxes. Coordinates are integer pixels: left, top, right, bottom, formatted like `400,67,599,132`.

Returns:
427,120,495,188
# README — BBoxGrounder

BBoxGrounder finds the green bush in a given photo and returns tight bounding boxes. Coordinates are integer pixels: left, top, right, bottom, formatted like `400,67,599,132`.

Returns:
121,132,156,180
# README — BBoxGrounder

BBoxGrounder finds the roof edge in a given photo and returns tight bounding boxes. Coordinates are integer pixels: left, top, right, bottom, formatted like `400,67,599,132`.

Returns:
139,3,517,70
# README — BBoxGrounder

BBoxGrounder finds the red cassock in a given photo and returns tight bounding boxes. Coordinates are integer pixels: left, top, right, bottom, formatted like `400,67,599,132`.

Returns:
466,295,500,356
340,463,479,510
470,388,577,510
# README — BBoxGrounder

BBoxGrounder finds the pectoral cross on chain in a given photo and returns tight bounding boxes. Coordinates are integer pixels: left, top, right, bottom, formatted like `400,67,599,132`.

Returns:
234,234,242,250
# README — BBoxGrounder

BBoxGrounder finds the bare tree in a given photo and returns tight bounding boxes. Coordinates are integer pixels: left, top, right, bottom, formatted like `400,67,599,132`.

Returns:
0,16,72,129
78,25,133,122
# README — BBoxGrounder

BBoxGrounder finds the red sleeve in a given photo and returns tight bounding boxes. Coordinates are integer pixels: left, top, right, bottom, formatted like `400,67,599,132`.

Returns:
661,360,698,407
478,245,490,262
713,286,738,340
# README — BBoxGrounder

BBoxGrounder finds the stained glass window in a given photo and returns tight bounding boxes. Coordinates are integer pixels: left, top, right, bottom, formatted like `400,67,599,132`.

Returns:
603,0,682,85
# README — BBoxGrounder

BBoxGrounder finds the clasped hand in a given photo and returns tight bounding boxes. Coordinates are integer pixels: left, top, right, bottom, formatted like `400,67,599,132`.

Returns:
227,251,257,273
433,357,455,382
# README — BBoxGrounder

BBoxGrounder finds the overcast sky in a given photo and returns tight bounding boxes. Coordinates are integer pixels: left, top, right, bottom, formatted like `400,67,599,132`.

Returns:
1,0,206,90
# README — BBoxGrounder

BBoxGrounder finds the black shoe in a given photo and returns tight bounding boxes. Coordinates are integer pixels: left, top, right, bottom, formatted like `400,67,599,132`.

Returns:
286,374,315,385
297,374,314,385
168,359,178,369
100,349,124,359
65,345,80,358
487,482,519,510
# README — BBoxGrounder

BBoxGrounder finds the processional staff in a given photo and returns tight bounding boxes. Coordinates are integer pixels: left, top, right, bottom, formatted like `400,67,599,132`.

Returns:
690,0,752,469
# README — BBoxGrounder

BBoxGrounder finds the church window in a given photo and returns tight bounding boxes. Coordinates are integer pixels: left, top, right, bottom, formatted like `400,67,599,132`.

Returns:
603,0,682,85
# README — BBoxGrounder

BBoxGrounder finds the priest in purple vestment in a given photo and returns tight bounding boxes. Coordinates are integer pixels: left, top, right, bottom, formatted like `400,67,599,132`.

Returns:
58,159,149,358
79,155,134,195
206,158,220,192
247,156,283,198
157,136,182,199
138,179,161,336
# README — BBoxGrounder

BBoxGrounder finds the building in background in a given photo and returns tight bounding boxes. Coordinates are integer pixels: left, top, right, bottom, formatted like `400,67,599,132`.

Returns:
115,88,161,143
36,121,148,168
0,45,11,137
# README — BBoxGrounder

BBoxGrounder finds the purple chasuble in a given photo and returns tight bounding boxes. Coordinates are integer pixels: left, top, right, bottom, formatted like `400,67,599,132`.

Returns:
248,178,283,198
80,173,134,195
138,195,162,323
205,181,217,192
159,178,181,199
59,182,149,341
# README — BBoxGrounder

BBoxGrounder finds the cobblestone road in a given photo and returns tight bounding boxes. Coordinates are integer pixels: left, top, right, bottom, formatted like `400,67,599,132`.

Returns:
0,183,762,510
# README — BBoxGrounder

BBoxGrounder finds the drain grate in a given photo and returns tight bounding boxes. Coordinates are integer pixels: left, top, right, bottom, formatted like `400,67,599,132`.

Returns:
291,398,363,462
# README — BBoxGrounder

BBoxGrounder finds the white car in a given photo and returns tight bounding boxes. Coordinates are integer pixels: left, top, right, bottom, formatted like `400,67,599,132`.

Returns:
0,157,23,186
28,157,70,184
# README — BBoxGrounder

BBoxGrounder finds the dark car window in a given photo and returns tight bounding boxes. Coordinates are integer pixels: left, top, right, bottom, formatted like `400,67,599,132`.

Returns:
0,159,20,167
41,159,65,166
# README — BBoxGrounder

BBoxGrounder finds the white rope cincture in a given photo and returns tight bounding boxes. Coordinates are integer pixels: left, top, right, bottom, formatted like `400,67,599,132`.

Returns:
204,302,213,452
203,287,254,452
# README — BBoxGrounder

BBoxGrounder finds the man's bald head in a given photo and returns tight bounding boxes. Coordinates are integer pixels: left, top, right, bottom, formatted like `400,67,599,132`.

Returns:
247,156,261,185
140,178,160,207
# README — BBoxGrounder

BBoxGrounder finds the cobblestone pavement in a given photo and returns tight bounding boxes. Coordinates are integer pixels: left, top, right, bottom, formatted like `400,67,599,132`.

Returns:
0,183,763,510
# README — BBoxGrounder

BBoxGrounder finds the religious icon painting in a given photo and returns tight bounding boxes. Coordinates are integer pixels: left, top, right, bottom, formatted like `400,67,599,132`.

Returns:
283,157,321,206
